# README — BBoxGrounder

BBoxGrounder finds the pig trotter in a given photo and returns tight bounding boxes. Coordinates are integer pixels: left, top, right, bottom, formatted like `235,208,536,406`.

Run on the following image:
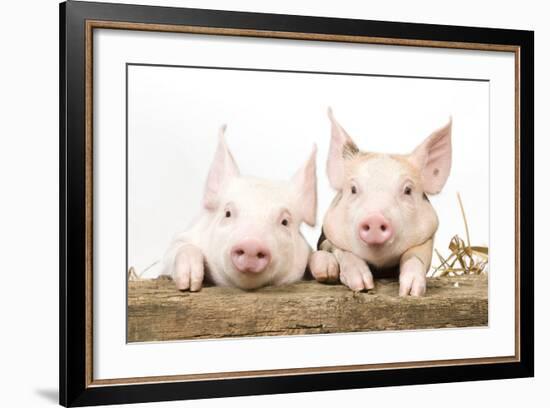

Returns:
309,250,340,283
173,244,205,292
399,256,427,296
398,238,433,296
335,250,375,292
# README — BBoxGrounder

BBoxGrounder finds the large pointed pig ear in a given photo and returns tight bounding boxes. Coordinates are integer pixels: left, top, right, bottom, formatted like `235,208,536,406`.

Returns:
203,125,240,210
409,117,452,195
291,144,317,226
327,107,359,190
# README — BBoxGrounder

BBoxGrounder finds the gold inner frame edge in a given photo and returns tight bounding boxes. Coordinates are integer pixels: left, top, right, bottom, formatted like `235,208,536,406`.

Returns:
84,19,522,388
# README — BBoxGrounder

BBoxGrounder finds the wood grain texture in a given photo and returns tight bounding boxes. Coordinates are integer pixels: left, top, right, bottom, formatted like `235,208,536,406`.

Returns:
127,275,487,342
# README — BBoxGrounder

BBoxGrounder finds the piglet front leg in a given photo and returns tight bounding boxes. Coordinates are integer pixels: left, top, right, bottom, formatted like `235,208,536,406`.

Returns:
310,236,374,291
309,250,340,283
173,244,205,292
398,238,433,297
334,249,375,292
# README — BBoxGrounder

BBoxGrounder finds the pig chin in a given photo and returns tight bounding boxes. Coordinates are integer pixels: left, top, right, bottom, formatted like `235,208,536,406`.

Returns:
355,242,400,268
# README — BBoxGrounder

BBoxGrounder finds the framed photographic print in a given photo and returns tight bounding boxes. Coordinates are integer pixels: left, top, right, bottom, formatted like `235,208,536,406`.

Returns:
59,0,534,406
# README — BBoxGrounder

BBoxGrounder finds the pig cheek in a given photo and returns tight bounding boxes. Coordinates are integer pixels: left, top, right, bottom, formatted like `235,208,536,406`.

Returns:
208,220,241,283
388,199,424,257
388,197,411,233
348,199,367,249
291,232,310,278
284,231,298,272
267,227,293,278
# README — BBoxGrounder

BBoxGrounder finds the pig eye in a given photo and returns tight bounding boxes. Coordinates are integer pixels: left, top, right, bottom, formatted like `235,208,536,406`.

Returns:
351,186,357,194
404,186,412,195
279,211,291,227
225,210,231,218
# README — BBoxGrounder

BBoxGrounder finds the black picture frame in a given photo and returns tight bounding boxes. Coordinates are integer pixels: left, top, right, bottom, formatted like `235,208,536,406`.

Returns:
60,1,534,406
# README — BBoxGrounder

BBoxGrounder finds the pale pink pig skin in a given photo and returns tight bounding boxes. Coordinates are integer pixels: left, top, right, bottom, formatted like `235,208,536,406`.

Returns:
162,125,317,291
310,109,452,296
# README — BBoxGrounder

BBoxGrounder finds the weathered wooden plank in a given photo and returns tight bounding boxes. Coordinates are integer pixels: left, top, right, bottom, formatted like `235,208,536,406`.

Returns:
127,275,487,342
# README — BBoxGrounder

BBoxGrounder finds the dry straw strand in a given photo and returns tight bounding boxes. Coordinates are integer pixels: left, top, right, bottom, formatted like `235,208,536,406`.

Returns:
430,193,489,277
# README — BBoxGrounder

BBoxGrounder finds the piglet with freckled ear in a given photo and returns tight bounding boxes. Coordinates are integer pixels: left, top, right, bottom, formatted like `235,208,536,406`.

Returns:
310,108,452,296
162,125,318,291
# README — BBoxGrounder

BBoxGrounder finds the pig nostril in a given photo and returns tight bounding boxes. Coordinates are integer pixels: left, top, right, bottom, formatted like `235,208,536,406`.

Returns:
236,249,245,256
364,225,370,231
257,252,265,259
380,225,387,232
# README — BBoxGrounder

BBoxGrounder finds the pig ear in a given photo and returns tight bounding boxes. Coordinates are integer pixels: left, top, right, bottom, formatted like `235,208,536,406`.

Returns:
203,125,240,210
291,144,317,226
409,117,452,195
327,107,359,190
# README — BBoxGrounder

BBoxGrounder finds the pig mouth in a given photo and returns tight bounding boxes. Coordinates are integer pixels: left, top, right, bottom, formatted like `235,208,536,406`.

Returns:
238,267,270,275
364,241,392,251
358,236,397,255
356,232,395,247
224,258,277,289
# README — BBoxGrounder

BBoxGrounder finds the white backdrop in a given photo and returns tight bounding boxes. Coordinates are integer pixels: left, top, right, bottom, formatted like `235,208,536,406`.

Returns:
127,48,489,279
0,1,548,408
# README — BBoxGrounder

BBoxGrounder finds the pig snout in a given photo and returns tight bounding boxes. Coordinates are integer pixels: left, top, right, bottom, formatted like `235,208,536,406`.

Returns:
358,213,394,245
230,239,271,273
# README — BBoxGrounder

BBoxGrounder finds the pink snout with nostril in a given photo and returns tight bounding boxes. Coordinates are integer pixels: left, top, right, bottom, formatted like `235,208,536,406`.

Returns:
230,239,272,273
358,213,394,245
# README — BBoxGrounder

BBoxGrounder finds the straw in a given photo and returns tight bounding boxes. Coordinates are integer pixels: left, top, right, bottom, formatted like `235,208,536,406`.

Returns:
430,193,489,277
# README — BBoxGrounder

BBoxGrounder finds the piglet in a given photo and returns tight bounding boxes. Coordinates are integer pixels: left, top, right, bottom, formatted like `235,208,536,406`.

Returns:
310,109,452,296
162,125,317,291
